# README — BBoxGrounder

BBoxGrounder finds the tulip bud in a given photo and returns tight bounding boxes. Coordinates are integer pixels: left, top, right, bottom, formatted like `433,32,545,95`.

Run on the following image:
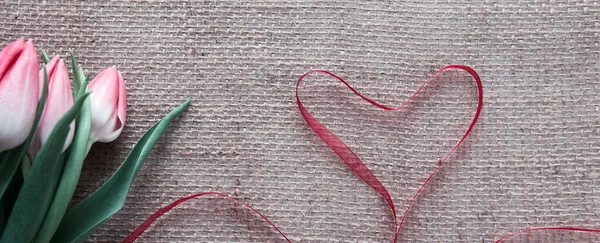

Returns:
0,38,39,152
28,56,75,157
88,66,126,143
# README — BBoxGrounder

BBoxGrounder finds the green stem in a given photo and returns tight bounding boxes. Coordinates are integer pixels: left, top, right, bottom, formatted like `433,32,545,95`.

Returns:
85,140,93,155
21,155,31,179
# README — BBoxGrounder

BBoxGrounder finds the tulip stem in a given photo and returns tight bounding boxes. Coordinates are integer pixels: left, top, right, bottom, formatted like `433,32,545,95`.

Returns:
86,140,93,155
20,156,31,179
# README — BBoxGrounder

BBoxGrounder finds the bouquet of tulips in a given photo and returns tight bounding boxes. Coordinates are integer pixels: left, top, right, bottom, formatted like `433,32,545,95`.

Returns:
0,38,190,243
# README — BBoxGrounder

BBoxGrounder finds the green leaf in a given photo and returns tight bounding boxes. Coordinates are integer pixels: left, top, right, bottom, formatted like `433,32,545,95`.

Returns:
33,94,93,243
51,98,191,243
0,93,90,243
0,201,4,236
0,151,23,210
69,51,82,95
1,165,23,233
0,67,48,201
76,74,90,100
41,50,50,64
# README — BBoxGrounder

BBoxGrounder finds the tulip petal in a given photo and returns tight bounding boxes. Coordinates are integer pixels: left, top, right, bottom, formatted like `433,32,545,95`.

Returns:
0,38,24,79
88,67,126,143
29,56,75,158
37,56,60,99
0,40,39,152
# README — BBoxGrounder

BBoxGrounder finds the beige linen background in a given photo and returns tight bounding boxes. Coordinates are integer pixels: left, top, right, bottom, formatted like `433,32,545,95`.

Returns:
1,1,599,242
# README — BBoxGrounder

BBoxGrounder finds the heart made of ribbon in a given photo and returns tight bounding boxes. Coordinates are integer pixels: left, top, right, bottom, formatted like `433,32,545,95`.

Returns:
295,65,483,242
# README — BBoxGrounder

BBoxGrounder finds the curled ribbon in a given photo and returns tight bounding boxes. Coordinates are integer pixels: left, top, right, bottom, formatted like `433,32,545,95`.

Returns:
121,192,291,243
122,65,599,242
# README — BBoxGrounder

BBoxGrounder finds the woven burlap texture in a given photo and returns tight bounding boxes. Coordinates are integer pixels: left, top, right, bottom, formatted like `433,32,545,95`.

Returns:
1,1,599,242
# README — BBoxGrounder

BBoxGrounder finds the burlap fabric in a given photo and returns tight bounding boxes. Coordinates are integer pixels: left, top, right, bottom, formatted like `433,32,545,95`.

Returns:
1,1,599,242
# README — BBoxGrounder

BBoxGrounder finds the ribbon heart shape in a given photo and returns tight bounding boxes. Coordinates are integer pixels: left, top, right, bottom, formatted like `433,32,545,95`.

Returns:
295,65,483,241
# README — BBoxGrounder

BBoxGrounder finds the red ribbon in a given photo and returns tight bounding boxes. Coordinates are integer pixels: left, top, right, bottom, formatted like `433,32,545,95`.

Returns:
121,192,291,243
494,227,600,243
122,65,599,242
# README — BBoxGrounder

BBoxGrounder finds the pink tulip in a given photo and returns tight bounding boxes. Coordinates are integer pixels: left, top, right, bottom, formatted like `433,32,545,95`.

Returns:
0,38,39,152
88,66,126,143
28,56,75,156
